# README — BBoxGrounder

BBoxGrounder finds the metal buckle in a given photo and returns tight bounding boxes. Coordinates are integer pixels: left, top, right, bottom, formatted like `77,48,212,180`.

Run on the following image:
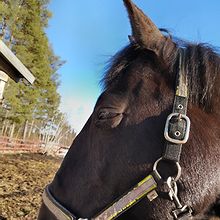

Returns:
164,113,190,144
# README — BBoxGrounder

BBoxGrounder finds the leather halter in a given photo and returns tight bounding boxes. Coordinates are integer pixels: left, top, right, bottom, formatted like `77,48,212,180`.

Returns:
42,48,193,220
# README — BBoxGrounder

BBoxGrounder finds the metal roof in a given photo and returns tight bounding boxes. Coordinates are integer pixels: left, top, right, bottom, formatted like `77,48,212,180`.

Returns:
0,40,35,84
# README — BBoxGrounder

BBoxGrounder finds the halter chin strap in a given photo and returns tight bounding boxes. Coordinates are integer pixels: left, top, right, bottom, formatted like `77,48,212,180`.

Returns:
42,186,78,220
41,48,193,220
42,175,157,220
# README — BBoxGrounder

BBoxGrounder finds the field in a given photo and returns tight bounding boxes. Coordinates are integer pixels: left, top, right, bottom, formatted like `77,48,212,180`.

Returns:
0,153,62,220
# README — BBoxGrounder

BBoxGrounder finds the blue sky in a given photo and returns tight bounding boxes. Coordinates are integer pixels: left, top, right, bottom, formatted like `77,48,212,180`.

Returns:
46,0,220,133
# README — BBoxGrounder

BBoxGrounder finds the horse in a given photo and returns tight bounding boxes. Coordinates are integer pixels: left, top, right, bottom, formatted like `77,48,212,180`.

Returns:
38,0,220,219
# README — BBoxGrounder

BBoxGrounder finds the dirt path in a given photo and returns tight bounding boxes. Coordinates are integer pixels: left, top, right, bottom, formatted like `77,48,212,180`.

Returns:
0,153,62,220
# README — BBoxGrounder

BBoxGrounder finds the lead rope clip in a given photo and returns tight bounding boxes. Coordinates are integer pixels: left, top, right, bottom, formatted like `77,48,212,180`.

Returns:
166,177,193,219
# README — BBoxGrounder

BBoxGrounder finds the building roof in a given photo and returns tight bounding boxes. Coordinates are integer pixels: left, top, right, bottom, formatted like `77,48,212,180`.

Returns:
0,40,35,84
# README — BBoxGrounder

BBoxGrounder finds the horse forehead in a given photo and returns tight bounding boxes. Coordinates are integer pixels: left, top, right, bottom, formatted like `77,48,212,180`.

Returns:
110,66,160,95
95,91,128,108
96,73,163,116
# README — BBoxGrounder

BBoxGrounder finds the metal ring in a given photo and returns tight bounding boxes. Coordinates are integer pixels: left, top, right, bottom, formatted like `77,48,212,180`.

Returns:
153,157,182,182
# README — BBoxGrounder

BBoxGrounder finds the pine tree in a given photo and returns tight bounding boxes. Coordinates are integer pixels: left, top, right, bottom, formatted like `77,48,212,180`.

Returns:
0,0,72,144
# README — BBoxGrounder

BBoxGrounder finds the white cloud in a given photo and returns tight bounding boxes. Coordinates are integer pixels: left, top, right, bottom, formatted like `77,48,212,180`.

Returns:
59,95,97,134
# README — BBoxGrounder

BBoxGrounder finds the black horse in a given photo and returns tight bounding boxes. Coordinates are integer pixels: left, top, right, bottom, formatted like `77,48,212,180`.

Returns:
38,0,220,219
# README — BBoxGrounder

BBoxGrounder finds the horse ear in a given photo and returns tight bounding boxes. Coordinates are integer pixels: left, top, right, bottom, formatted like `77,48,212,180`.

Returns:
123,0,165,54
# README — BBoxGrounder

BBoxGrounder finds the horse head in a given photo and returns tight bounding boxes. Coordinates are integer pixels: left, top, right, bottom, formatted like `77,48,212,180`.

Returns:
38,0,220,219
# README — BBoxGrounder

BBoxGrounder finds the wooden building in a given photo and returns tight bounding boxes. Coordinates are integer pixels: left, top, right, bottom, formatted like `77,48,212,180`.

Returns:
0,40,35,100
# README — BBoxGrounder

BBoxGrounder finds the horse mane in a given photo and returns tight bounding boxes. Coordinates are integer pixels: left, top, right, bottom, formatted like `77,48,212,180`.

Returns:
101,36,220,114
184,43,220,113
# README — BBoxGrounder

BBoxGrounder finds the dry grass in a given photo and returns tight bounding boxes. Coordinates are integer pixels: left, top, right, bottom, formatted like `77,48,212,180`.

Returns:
0,153,62,220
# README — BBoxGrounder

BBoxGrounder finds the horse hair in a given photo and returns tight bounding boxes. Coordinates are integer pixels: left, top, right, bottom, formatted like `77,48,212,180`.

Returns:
101,36,220,113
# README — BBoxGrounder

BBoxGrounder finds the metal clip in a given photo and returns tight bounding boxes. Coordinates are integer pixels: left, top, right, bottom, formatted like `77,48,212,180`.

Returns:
166,177,193,219
166,177,182,209
172,205,193,220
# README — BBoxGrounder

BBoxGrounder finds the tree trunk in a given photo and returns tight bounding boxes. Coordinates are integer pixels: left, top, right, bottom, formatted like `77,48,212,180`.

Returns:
1,110,9,135
3,120,9,136
0,17,7,40
9,122,15,139
15,126,22,139
1,123,5,136
28,120,34,138
23,120,28,140
7,32,14,49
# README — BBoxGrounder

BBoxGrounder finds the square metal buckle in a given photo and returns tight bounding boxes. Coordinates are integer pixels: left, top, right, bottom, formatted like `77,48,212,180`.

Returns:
164,113,190,144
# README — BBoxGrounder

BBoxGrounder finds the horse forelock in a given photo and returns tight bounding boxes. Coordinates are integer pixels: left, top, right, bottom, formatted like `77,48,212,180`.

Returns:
101,36,220,114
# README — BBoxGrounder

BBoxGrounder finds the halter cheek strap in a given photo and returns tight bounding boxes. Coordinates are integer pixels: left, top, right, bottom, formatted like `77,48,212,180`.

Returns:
163,48,190,162
153,48,193,219
41,48,193,220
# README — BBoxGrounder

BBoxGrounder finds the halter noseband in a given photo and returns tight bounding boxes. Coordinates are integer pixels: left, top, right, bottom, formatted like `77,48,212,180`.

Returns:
42,48,193,220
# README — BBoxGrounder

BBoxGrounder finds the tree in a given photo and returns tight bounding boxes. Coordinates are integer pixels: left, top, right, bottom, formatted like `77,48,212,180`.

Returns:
0,0,74,148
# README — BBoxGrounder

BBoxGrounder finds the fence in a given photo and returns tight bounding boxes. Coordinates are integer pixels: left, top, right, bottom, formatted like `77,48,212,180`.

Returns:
0,136,69,156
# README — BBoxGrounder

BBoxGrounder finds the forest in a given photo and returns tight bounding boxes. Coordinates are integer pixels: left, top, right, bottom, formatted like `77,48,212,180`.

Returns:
0,0,75,152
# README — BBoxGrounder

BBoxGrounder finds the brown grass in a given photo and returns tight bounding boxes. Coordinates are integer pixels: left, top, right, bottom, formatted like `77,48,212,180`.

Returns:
0,153,62,220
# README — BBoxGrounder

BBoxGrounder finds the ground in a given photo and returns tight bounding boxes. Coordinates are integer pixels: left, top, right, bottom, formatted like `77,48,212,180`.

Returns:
0,153,62,220
0,154,219,220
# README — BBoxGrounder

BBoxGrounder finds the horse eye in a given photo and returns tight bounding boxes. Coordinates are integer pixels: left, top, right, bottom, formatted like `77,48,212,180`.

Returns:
98,110,119,120
98,111,108,119
95,108,124,129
